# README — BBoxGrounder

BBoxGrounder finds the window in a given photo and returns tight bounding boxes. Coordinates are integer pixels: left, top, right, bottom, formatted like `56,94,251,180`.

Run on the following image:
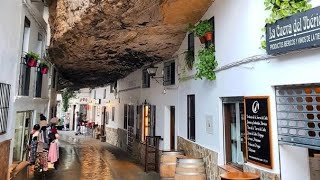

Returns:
205,17,215,48
142,69,150,88
93,90,96,99
19,17,31,96
188,32,195,63
163,61,175,86
103,89,107,99
124,104,128,129
0,83,11,134
110,82,117,93
35,67,43,98
124,104,135,129
19,58,31,96
37,33,43,58
112,107,115,121
128,105,134,127
223,97,246,168
187,95,195,141
136,105,142,140
105,111,109,124
22,17,30,53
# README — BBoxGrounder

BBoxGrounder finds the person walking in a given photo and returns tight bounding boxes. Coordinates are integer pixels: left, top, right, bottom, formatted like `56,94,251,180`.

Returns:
29,124,40,168
75,112,82,135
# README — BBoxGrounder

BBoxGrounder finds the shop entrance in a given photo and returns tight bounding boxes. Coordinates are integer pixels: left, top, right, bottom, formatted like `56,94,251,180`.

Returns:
276,85,320,179
13,111,33,162
222,97,246,169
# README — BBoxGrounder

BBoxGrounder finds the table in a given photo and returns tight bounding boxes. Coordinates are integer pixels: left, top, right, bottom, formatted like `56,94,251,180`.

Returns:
220,172,260,180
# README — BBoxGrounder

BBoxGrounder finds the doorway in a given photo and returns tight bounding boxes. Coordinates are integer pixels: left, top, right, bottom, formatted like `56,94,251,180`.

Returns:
170,106,175,150
101,106,106,136
13,111,33,162
72,105,76,130
223,98,246,169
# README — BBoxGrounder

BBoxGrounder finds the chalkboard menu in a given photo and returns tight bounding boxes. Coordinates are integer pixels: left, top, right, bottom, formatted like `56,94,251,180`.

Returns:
245,97,272,169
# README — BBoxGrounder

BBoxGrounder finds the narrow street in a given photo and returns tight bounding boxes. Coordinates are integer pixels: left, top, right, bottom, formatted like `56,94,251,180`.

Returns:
31,132,158,180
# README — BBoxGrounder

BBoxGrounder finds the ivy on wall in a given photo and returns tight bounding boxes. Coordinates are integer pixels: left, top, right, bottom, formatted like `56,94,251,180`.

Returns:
195,45,218,81
62,88,76,112
261,0,312,48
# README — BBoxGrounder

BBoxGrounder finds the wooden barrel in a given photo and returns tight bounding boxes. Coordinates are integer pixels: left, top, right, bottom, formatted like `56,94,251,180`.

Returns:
220,172,260,180
174,157,206,180
160,151,185,179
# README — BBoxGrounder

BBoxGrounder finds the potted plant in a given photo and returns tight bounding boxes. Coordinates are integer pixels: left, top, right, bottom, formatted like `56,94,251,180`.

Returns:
193,20,213,43
195,45,218,80
40,61,49,74
184,49,195,70
26,52,40,67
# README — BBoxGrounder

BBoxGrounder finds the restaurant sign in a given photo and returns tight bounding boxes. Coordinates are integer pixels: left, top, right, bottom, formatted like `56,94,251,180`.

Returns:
266,6,320,55
245,96,272,169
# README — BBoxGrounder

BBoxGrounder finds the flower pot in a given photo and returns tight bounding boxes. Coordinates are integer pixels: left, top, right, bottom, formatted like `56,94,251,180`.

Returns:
205,32,213,41
41,66,49,74
199,36,206,44
27,58,37,67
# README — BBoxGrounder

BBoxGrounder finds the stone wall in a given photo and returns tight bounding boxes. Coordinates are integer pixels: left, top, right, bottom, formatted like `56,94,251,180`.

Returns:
105,127,127,151
0,140,10,180
177,136,218,180
243,164,280,180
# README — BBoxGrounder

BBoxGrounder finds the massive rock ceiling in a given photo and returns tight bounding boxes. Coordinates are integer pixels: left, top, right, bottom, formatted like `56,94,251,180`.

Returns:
48,0,212,89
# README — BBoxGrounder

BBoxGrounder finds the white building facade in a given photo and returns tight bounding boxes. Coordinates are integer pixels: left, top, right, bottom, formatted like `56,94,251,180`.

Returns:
0,0,56,177
78,0,320,180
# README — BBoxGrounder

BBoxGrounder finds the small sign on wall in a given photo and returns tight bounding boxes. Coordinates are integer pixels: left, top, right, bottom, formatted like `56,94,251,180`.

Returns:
206,115,213,134
244,96,273,169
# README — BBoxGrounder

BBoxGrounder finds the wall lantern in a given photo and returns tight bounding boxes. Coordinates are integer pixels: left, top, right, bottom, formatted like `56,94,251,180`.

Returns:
147,64,163,79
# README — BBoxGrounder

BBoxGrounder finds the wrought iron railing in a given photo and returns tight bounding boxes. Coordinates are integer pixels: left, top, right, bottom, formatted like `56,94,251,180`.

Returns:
0,83,11,134
18,56,31,96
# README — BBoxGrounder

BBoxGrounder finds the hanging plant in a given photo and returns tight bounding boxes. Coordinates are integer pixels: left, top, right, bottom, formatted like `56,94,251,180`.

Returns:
188,20,213,44
62,88,76,112
184,49,195,70
195,45,218,81
26,51,40,67
40,61,49,74
261,0,312,49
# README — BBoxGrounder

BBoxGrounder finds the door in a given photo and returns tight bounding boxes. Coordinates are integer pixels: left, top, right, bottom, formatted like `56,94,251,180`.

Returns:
13,111,32,162
223,101,246,168
170,106,175,150
72,105,76,130
102,106,106,136
187,95,195,141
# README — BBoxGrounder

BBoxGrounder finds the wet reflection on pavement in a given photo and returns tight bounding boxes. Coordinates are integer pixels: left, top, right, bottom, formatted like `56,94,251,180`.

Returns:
32,138,114,180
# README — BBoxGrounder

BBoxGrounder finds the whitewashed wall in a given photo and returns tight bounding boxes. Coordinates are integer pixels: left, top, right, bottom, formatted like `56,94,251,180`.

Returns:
175,0,320,179
90,60,179,150
0,0,22,146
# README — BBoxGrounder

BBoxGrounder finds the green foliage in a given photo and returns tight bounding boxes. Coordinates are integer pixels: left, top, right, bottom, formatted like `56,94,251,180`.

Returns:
40,61,49,68
261,0,312,49
189,20,213,37
27,51,40,60
264,0,312,24
195,45,218,81
62,88,76,112
184,49,195,70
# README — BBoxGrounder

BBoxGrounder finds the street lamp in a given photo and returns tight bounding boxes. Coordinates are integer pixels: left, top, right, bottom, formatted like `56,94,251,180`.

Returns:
147,64,163,79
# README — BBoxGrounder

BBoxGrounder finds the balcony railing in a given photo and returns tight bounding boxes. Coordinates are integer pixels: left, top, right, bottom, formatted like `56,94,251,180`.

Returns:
18,57,31,96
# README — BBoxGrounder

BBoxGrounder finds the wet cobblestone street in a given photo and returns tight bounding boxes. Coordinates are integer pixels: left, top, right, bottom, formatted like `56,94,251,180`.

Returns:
31,132,157,180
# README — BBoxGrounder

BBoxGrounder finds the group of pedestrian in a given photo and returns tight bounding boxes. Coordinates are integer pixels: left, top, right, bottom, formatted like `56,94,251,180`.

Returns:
29,114,60,173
